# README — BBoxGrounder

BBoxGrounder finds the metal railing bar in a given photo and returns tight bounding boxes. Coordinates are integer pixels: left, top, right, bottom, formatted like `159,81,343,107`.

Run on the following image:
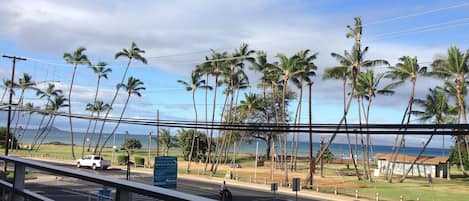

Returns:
0,156,214,201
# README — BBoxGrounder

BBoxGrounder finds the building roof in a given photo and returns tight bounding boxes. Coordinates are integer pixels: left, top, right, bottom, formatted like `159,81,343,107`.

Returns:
374,153,448,165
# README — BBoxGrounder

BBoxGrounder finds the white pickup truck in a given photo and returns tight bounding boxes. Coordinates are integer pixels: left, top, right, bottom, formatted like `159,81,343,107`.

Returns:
76,155,110,170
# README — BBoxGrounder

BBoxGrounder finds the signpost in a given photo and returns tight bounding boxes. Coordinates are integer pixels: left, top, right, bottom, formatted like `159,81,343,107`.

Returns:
154,156,178,188
292,178,301,201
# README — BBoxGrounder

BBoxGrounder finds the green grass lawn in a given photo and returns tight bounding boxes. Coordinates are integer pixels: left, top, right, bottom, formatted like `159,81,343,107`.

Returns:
10,145,469,201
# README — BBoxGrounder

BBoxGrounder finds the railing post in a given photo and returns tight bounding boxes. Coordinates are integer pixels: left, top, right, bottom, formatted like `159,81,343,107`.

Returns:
115,188,132,201
13,163,25,201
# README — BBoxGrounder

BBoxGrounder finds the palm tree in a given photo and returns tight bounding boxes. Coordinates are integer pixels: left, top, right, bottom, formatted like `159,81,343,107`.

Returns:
33,84,62,145
399,87,454,182
82,62,112,155
317,45,389,166
159,128,172,156
432,46,469,165
86,101,111,153
442,80,468,175
63,47,91,159
98,77,145,154
35,95,69,150
356,70,395,181
273,53,303,184
195,61,212,166
385,56,427,182
291,49,318,171
12,73,37,140
204,50,228,172
178,71,211,173
96,42,147,154
322,65,361,179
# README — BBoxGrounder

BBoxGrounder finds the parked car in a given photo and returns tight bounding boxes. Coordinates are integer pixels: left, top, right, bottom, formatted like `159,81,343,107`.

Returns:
76,155,110,170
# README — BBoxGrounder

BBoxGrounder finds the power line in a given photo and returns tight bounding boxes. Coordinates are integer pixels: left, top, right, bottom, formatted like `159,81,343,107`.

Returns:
369,19,469,41
362,2,469,27
3,105,468,135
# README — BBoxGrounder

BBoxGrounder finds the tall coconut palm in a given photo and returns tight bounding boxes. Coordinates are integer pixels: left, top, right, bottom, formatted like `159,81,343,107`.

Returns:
12,73,37,139
195,62,212,163
95,42,147,154
35,95,69,151
82,62,112,156
98,77,145,154
432,46,469,164
322,65,360,179
88,101,111,152
442,80,468,174
399,87,454,182
385,56,427,182
178,71,211,173
317,44,389,165
63,47,91,159
33,84,62,145
356,70,395,180
273,53,303,184
291,49,318,171
204,50,229,172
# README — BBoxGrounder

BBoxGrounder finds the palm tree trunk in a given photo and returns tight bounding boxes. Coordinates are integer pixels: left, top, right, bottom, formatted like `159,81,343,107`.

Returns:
388,81,416,182
204,74,209,170
282,79,288,185
308,83,314,185
399,130,436,182
214,91,233,173
341,78,360,180
291,84,302,171
365,96,373,181
95,59,132,155
12,90,25,140
88,112,100,152
315,75,356,164
98,94,131,155
357,97,368,180
82,77,102,156
205,75,218,173
456,137,467,174
211,89,229,173
32,114,54,150
187,91,198,173
19,112,32,146
0,88,7,103
35,116,57,151
68,64,78,159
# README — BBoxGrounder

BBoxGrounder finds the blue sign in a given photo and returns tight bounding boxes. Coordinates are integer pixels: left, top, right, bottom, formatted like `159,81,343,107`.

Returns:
154,156,178,188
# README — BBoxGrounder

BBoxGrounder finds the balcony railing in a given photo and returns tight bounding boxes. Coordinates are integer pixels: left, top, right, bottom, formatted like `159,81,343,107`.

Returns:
0,155,215,201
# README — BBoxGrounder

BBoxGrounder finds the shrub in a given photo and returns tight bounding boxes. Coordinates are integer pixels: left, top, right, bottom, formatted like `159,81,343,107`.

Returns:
0,127,18,149
117,155,128,165
134,156,145,167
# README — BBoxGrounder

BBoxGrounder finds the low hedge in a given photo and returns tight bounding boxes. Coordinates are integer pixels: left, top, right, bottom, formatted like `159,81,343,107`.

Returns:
117,155,128,165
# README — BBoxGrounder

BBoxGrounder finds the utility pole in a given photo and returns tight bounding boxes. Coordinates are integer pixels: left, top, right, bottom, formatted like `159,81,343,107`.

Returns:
2,55,26,172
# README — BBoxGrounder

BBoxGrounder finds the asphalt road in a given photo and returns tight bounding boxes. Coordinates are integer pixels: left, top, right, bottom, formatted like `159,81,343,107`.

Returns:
21,160,323,201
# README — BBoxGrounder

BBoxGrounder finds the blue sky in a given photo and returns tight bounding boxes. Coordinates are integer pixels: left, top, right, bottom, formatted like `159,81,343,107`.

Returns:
0,0,468,147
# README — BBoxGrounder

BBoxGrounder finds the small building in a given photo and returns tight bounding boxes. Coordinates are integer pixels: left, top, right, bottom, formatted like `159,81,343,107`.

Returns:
375,153,449,178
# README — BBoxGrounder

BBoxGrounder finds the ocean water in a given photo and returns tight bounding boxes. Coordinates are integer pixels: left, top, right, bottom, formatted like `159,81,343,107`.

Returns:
16,129,451,157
